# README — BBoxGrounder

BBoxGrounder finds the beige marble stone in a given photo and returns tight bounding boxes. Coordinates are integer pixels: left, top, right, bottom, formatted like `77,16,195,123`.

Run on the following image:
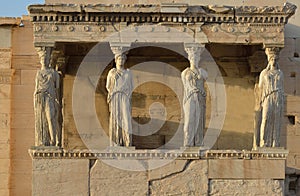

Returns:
20,70,37,85
208,159,285,179
0,49,11,69
148,160,189,180
150,160,208,195
90,160,148,195
33,159,89,196
0,28,12,48
210,179,284,196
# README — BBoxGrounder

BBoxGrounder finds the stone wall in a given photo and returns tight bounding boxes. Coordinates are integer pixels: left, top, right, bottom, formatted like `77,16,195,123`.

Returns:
209,180,284,196
31,157,285,196
281,6,300,193
10,17,38,195
0,20,14,196
33,159,89,195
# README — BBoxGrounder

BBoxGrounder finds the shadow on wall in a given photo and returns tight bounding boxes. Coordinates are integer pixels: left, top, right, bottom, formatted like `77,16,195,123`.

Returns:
211,129,253,150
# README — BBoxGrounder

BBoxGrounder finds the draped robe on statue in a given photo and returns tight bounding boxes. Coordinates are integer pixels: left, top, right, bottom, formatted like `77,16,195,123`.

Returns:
106,68,133,146
34,68,60,146
259,67,284,147
181,67,208,147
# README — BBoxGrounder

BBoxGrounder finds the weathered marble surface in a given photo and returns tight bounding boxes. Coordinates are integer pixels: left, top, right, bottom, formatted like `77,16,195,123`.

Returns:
182,44,207,147
149,160,208,195
208,159,285,179
33,159,89,196
34,47,61,147
255,47,284,148
32,157,286,195
107,44,133,147
210,179,284,196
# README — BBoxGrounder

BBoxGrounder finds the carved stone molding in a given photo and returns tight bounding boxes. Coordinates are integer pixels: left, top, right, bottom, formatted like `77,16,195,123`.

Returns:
206,149,289,160
27,3,296,47
235,2,297,15
28,3,296,24
28,148,289,160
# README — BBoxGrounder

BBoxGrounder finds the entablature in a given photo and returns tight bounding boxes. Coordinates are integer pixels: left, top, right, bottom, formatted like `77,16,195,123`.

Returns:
27,3,296,47
28,3,296,24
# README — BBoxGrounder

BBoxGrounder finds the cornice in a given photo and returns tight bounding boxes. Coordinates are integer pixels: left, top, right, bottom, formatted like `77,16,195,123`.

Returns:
27,3,296,24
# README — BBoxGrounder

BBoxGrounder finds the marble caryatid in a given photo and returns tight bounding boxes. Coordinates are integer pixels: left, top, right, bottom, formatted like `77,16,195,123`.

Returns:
257,47,284,148
182,44,208,147
34,47,61,147
106,52,133,147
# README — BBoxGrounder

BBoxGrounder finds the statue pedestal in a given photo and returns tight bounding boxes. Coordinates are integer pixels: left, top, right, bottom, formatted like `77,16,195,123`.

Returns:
30,146,62,150
106,146,136,153
180,146,209,156
253,147,286,152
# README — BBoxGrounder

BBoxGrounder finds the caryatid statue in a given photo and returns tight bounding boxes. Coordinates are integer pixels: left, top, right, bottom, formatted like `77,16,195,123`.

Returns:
34,47,61,147
106,44,133,147
182,44,208,147
257,47,284,147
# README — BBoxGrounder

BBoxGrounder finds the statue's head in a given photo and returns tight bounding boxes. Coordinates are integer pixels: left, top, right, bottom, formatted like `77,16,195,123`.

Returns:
185,45,203,69
36,47,51,69
115,53,127,69
188,48,200,68
265,47,280,69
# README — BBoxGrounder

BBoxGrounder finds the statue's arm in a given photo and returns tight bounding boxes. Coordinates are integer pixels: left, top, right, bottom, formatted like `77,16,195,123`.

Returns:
106,70,113,93
258,70,265,89
106,69,115,104
181,69,188,87
34,72,39,95
33,72,40,108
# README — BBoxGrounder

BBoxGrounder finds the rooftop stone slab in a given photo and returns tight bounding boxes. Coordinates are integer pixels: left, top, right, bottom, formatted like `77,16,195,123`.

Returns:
44,0,286,6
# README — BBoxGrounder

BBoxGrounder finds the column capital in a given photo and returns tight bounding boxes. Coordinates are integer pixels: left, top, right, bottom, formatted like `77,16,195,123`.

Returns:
35,46,53,68
109,42,131,58
184,43,204,60
264,47,282,59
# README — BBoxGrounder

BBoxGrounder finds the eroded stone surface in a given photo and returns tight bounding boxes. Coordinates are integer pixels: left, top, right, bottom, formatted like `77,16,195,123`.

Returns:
149,160,208,195
33,159,89,196
209,159,285,179
90,160,148,196
210,179,284,196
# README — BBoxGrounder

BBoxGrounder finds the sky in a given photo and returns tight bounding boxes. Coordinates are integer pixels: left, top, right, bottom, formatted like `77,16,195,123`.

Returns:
0,0,44,17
